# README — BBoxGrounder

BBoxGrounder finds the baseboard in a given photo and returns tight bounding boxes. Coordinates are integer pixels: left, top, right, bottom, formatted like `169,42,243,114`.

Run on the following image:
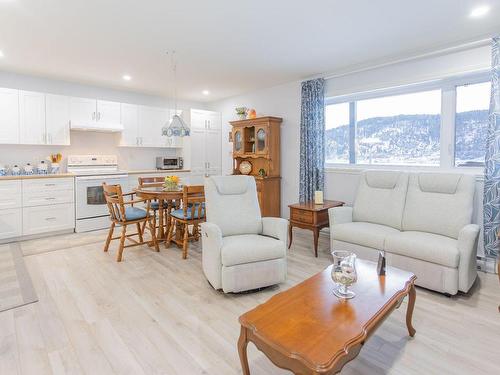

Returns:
0,229,75,245
476,256,497,274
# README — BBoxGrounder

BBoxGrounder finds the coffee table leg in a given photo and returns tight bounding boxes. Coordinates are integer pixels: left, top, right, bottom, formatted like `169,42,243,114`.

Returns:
406,283,416,337
238,326,251,375
288,223,293,249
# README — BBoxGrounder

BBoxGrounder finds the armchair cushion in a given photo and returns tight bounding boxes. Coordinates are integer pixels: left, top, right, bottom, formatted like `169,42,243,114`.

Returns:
221,234,285,267
384,231,459,268
332,222,400,250
122,207,148,221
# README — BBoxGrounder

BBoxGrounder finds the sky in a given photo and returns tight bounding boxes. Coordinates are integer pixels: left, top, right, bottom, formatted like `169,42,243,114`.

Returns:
326,81,491,129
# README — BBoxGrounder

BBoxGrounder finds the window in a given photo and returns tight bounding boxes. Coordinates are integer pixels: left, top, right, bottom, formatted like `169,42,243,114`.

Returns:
325,89,442,166
325,102,350,164
454,81,491,167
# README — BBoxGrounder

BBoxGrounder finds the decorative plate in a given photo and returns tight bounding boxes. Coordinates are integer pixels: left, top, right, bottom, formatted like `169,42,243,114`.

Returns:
239,160,252,175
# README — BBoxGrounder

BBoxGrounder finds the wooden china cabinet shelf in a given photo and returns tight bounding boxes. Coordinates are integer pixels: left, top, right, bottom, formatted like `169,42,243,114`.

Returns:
230,116,282,217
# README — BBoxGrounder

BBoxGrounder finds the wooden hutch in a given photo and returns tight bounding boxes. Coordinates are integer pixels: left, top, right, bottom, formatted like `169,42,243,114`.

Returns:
229,116,282,217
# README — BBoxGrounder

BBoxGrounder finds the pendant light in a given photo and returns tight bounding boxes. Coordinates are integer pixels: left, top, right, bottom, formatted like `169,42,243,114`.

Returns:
162,51,190,137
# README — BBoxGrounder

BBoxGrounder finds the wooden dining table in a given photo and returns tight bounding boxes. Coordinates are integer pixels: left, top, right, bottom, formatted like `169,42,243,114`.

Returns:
134,186,184,242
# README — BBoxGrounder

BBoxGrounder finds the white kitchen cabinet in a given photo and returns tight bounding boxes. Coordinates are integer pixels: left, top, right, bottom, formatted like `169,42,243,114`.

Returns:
23,203,75,236
19,91,46,145
45,94,71,145
70,97,121,130
120,103,139,146
189,109,222,177
139,106,168,147
0,208,22,240
0,181,22,210
0,88,20,144
70,97,97,124
23,178,74,207
97,100,121,124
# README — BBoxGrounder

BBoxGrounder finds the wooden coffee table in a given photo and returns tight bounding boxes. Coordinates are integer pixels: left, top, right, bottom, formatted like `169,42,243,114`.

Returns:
238,260,416,374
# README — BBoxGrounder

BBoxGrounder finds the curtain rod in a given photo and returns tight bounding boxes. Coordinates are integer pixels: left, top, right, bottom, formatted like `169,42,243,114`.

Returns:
321,38,491,81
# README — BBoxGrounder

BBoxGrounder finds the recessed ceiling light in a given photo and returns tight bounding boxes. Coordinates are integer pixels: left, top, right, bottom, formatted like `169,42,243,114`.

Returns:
122,74,132,81
202,90,210,95
470,5,490,18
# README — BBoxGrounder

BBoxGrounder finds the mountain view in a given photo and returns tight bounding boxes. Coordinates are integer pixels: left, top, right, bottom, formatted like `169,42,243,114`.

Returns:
325,110,488,166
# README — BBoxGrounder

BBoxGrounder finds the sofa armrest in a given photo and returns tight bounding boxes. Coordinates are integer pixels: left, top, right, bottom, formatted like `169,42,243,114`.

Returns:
457,224,480,292
200,222,224,290
262,217,288,244
328,206,353,225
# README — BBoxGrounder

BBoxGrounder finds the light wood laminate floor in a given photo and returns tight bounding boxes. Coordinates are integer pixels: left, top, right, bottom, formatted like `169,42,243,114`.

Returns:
1,228,499,375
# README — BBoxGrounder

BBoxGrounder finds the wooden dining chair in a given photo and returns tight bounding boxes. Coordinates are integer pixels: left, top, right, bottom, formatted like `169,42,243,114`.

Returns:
103,183,159,262
166,185,205,259
137,177,179,234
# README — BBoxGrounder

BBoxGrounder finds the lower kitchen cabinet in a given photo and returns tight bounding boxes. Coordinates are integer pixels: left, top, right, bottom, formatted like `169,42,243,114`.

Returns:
0,208,22,240
22,203,75,236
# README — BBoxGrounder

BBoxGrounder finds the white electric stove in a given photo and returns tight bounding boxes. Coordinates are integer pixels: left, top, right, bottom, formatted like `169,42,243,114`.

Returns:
68,155,129,232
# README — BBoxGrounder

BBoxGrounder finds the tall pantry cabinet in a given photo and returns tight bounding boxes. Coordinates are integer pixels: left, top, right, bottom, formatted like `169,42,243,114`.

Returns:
188,109,222,183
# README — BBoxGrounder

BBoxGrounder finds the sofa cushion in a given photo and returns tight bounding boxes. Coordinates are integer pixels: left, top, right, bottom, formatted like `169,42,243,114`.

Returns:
384,231,459,268
221,234,285,267
353,171,408,230
331,222,400,250
402,173,475,239
204,176,262,237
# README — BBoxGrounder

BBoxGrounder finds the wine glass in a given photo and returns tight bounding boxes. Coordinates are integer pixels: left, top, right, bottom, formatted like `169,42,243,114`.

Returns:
331,251,358,299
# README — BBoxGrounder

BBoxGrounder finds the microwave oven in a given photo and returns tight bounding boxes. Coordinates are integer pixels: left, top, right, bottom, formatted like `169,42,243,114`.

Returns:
156,157,183,170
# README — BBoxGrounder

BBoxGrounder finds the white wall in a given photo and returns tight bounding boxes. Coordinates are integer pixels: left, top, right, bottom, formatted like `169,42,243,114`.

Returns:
210,43,490,256
0,71,205,170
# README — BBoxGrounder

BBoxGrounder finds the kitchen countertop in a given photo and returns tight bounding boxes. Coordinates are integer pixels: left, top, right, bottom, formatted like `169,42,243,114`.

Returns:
127,169,191,174
0,173,75,181
0,170,192,181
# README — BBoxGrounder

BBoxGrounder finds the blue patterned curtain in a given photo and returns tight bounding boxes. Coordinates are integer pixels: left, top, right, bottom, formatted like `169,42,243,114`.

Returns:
483,36,500,258
299,78,325,202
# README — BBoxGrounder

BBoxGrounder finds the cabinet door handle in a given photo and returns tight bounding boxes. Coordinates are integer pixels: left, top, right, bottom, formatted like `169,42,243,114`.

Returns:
45,217,57,221
45,197,56,200
44,183,56,187
98,112,101,121
92,112,96,120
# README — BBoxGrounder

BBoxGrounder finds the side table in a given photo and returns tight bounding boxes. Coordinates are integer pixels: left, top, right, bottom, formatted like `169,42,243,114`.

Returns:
288,200,344,257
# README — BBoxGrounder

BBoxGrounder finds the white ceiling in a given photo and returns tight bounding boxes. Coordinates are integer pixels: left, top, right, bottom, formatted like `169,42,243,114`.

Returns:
0,0,498,102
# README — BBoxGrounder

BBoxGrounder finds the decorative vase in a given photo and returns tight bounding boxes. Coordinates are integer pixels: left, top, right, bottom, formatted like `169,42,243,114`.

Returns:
238,113,247,120
331,251,358,299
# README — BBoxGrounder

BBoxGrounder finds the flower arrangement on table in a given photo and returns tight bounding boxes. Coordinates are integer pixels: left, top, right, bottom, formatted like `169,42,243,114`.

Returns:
164,175,180,191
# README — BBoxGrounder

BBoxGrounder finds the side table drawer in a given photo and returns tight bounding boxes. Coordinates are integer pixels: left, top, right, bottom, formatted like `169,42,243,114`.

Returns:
291,209,313,224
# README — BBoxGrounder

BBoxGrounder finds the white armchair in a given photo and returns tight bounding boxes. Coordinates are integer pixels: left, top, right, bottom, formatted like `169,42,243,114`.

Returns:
201,176,287,293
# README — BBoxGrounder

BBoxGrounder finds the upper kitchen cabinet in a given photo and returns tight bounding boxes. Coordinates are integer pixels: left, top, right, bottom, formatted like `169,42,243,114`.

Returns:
97,100,121,125
120,103,139,146
19,91,46,145
139,106,169,147
0,88,20,144
70,97,122,132
45,94,71,145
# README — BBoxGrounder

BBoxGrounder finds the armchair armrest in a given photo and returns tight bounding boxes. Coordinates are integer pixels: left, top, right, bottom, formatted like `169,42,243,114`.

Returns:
457,224,480,292
200,222,224,290
262,217,288,243
328,206,353,225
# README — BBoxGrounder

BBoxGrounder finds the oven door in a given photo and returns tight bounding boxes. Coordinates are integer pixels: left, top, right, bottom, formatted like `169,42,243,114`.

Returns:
75,175,129,220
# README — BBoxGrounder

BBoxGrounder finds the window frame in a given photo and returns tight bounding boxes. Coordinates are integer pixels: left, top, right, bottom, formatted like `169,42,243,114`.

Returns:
324,70,491,173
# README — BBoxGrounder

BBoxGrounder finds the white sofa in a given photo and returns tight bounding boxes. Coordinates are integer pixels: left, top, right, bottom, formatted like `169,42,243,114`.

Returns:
201,175,288,293
329,170,479,295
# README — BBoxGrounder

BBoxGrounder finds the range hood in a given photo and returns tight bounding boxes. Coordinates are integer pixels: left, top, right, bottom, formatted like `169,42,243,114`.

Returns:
70,121,123,133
